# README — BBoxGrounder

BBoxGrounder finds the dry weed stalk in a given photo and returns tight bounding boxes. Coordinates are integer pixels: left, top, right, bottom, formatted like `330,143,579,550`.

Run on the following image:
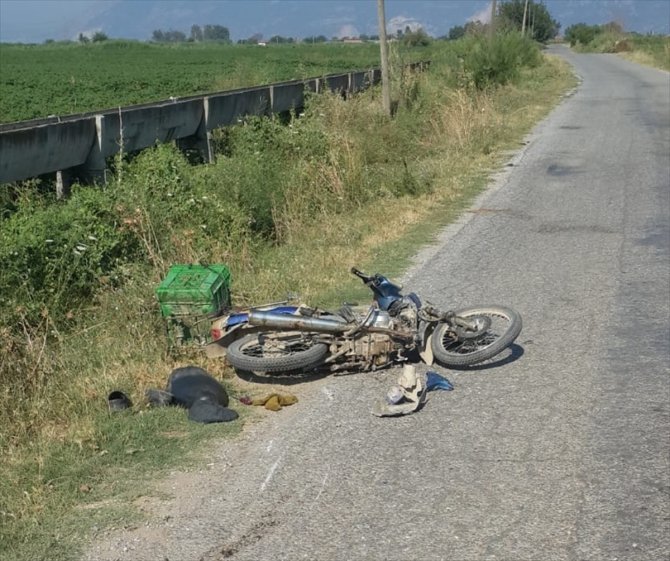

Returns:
428,89,496,152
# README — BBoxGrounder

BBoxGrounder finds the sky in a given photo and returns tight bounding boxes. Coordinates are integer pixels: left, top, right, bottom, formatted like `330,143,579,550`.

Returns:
0,0,668,44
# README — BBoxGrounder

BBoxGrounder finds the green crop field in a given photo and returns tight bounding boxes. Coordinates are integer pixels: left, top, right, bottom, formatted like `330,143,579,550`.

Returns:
0,40,431,124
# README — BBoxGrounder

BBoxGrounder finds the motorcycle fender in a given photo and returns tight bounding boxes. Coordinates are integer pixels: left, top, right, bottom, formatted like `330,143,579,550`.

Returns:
205,324,246,358
419,332,434,366
419,333,435,366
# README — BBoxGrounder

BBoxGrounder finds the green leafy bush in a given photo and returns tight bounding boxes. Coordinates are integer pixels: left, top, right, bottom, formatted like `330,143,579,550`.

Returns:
0,185,138,324
564,23,603,47
498,0,561,43
402,29,432,47
457,33,541,89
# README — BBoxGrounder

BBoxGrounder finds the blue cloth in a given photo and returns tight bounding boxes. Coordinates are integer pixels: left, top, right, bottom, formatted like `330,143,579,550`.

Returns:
426,371,454,392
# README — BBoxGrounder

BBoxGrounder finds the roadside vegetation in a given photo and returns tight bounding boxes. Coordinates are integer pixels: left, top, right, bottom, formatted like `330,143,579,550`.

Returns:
565,22,670,72
0,34,575,561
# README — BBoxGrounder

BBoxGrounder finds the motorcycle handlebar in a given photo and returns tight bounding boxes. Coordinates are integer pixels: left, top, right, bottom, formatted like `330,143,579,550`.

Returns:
350,267,374,284
351,267,378,285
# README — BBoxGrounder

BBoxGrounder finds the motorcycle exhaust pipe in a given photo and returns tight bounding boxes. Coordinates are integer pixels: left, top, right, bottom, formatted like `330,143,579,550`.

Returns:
248,310,350,334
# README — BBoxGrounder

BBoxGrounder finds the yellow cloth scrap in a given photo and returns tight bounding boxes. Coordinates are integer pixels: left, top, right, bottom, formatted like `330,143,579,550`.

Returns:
251,393,299,411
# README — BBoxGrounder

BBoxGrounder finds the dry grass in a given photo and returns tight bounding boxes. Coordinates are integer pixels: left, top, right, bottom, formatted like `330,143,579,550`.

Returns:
620,48,670,72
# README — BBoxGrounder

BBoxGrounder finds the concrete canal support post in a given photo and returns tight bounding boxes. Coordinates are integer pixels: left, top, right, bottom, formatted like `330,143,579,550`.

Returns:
56,114,107,197
80,114,108,184
176,98,214,165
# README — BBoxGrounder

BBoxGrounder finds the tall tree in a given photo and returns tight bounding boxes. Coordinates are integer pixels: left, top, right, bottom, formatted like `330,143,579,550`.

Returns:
203,24,231,42
269,35,295,44
448,25,466,40
166,30,187,42
465,21,487,37
499,0,560,42
191,24,203,42
304,35,328,43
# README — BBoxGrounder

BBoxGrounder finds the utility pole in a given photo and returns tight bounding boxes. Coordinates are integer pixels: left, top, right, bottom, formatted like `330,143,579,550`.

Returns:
377,0,391,117
489,0,497,38
530,1,536,40
522,0,530,36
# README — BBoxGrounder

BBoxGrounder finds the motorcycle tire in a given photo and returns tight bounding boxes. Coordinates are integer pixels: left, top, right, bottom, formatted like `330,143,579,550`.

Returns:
226,332,329,373
431,306,522,367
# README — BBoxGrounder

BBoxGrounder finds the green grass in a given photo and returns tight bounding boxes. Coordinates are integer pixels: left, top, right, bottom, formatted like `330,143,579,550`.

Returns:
0,40,434,123
0,39,576,561
2,407,243,561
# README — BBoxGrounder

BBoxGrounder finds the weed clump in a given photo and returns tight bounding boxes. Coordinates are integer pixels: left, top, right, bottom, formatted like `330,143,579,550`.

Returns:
0,185,139,326
564,23,669,72
455,33,542,89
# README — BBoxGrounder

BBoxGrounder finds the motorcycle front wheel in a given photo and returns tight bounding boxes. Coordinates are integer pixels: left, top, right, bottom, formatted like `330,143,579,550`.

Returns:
431,306,522,367
226,332,329,373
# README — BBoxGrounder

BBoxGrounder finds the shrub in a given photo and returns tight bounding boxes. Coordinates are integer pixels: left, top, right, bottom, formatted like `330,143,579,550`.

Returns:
564,23,602,47
115,143,262,263
402,29,432,47
457,33,541,89
0,185,138,326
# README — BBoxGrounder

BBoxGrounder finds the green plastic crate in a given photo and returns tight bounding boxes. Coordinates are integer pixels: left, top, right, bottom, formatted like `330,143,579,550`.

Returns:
156,264,231,346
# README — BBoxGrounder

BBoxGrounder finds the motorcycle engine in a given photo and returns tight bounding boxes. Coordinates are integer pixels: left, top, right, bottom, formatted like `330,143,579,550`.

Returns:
388,294,420,329
371,309,393,329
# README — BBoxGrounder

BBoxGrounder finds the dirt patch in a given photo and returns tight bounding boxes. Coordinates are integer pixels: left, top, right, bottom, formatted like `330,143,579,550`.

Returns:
203,512,279,560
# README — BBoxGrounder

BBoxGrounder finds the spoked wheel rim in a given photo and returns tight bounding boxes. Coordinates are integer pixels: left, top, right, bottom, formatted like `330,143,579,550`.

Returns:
226,332,329,374
238,334,319,359
431,306,522,367
441,313,506,354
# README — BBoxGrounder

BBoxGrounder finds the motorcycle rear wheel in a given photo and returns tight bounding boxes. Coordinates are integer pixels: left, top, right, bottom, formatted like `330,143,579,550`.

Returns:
431,306,522,367
226,332,328,373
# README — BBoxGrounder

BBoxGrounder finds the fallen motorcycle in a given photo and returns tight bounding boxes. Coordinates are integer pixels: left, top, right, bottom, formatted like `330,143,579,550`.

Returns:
205,268,522,375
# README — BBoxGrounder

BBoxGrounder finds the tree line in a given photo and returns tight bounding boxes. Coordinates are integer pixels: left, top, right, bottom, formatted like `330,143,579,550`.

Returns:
152,24,231,43
149,26,432,46
57,1,565,48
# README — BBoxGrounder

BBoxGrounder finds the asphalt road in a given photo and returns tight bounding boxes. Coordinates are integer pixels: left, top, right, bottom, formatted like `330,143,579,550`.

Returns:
85,46,670,561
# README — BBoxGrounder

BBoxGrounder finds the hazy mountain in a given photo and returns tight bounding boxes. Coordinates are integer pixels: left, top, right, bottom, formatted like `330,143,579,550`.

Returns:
1,0,668,44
